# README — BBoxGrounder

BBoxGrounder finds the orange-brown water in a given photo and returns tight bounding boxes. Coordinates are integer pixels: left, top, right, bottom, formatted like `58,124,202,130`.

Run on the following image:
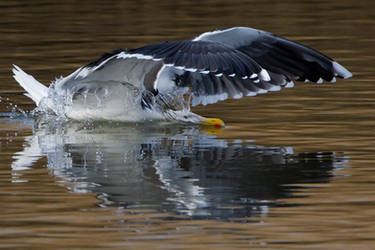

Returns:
1,0,375,249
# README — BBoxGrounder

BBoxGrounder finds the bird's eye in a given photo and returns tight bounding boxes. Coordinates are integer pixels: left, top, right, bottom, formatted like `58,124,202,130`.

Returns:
184,116,188,119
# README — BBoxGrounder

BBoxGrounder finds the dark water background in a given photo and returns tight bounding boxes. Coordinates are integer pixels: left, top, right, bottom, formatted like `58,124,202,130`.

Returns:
1,0,375,248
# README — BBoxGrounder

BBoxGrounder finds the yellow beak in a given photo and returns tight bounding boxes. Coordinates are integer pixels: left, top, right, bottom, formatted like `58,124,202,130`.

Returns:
199,117,225,128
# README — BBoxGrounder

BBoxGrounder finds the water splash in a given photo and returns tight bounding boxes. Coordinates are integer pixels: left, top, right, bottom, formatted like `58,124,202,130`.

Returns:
34,77,200,123
0,96,30,119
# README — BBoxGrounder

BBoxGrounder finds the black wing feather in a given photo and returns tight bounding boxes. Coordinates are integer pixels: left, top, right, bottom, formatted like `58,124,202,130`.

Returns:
237,34,337,82
129,40,263,78
82,27,351,107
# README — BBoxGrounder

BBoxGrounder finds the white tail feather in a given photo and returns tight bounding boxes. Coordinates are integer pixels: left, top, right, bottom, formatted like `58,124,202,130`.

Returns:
12,65,48,105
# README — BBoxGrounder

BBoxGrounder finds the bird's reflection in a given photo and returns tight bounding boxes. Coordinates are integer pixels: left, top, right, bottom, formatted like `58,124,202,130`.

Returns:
11,117,348,220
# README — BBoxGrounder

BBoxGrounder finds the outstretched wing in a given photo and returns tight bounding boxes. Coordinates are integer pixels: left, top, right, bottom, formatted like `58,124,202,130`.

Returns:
54,49,163,95
127,27,351,105
56,27,352,107
125,38,278,106
194,27,352,83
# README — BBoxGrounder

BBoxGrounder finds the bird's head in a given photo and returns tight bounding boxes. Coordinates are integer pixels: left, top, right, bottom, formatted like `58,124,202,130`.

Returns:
165,110,224,128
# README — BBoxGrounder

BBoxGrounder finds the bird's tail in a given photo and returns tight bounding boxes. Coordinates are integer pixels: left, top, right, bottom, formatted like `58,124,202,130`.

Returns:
12,65,48,106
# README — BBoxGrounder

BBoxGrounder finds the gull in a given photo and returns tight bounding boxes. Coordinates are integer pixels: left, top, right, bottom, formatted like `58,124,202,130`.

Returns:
12,27,352,127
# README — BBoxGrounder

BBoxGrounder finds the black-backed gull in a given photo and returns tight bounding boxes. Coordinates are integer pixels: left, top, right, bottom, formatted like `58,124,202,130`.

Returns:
12,27,352,127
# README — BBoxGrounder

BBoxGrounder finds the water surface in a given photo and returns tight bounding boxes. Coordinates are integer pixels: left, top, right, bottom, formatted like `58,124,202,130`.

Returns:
1,0,375,249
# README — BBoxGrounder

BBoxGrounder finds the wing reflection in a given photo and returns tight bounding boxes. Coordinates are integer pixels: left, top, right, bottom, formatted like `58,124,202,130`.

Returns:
11,119,348,220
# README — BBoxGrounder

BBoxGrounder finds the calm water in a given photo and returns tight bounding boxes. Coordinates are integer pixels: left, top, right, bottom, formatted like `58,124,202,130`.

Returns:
1,0,375,249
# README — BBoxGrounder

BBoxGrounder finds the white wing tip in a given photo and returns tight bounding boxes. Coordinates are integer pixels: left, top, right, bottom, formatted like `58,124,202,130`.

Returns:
246,92,257,97
259,69,271,81
233,93,243,99
332,61,352,79
285,81,294,88
269,85,281,91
